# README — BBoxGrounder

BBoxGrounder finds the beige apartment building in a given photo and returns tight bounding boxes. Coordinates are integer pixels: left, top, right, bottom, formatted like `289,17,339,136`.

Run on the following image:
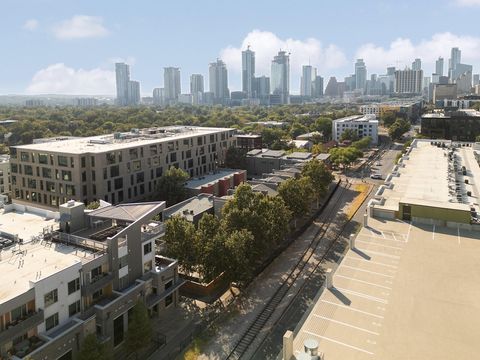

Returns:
10,126,235,209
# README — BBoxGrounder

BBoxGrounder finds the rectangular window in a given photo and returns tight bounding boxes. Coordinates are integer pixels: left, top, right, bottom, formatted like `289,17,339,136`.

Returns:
170,152,177,162
106,152,116,165
136,172,144,183
132,160,141,171
149,145,157,155
68,300,81,317
114,178,123,190
62,170,72,181
66,184,75,196
38,153,48,164
110,165,119,178
20,152,29,161
45,313,59,331
165,294,173,307
81,157,86,168
24,165,33,176
28,179,36,189
113,315,124,347
143,242,152,255
44,289,58,307
91,156,95,167
58,156,68,167
129,148,138,159
11,163,18,173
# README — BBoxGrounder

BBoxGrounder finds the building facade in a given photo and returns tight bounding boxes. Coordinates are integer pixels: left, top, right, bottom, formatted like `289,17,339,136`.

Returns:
355,59,367,92
209,60,229,105
271,51,290,104
242,47,255,98
421,110,480,141
0,200,182,360
10,126,235,209
395,69,423,94
300,65,313,97
164,67,181,104
115,63,130,106
332,114,379,145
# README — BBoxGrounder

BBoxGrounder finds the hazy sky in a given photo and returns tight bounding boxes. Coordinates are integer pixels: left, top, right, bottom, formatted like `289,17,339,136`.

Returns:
2,0,480,95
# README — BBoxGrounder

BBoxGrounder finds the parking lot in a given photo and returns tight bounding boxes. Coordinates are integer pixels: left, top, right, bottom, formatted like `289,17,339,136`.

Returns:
292,218,480,359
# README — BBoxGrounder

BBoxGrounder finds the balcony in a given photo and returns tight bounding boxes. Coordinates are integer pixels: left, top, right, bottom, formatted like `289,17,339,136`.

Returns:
0,309,44,344
141,221,165,242
81,272,114,296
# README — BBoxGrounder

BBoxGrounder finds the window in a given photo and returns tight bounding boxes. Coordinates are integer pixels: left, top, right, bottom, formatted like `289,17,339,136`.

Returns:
58,156,68,167
44,289,58,307
67,278,80,295
143,242,152,255
66,184,75,196
164,280,173,290
129,148,138,159
24,165,33,176
165,294,173,307
114,178,123,190
11,304,27,322
91,156,95,167
46,181,55,192
81,157,86,168
62,170,72,181
28,179,36,189
113,315,124,347
118,255,128,269
45,313,59,331
11,163,18,173
132,160,141,171
149,145,157,155
136,172,144,183
110,165,120,178
106,152,116,165
21,152,30,161
170,152,177,162
68,300,81,317
38,153,48,164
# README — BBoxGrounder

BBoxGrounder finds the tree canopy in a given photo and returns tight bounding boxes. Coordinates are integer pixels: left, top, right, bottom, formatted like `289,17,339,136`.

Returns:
78,334,110,360
155,167,189,206
301,159,334,204
125,301,152,356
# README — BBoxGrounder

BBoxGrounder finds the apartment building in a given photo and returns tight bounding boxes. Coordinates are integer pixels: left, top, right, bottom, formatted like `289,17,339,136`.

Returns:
10,126,235,209
0,200,182,360
0,155,10,195
332,114,379,145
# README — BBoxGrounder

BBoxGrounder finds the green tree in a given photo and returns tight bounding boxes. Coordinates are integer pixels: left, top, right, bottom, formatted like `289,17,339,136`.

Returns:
289,122,308,139
222,229,255,286
155,167,189,206
388,118,410,141
86,201,100,210
78,334,110,360
329,147,363,169
311,117,333,140
351,136,372,150
301,159,334,207
278,177,314,226
195,214,223,282
224,146,247,169
380,111,397,127
125,301,152,358
163,215,197,275
340,128,358,142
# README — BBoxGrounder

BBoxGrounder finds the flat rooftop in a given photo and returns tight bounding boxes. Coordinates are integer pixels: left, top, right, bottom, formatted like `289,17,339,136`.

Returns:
0,241,96,304
185,169,243,189
292,218,480,359
163,194,213,221
333,114,378,124
375,140,480,213
422,109,480,118
13,126,232,154
0,208,58,242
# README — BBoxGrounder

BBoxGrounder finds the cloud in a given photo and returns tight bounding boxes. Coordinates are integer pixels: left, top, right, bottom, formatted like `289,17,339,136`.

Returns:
23,19,39,31
455,0,480,6
220,30,347,88
355,32,480,74
53,15,109,39
26,63,115,95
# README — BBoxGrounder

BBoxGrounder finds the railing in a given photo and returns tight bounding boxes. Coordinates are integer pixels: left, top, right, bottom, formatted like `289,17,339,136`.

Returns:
82,272,114,296
54,231,108,252
0,309,44,344
141,222,165,241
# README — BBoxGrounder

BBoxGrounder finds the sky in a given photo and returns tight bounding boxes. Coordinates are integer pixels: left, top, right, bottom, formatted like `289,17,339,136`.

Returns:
2,0,480,96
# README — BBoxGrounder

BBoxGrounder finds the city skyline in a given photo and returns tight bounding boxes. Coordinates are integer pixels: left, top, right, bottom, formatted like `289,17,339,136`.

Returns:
3,0,480,95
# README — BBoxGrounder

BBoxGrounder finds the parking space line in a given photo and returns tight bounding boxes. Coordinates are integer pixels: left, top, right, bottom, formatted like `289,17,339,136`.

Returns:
406,222,412,242
345,256,398,269
432,224,435,240
312,314,380,335
457,226,461,245
320,299,385,319
356,239,403,250
355,248,401,259
334,287,389,304
391,233,398,242
338,264,395,278
303,330,375,355
335,274,392,290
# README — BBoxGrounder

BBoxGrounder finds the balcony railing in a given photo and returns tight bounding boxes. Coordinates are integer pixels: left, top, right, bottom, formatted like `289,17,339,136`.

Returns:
81,272,114,296
0,309,44,344
53,231,109,252
141,222,165,242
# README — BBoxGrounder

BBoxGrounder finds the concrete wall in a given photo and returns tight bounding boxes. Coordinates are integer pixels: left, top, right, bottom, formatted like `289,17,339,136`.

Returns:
399,202,471,224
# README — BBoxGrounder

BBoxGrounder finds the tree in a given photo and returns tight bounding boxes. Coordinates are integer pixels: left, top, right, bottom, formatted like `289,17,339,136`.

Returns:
155,167,189,206
195,214,223,282
224,146,247,169
222,229,255,286
380,111,397,127
163,215,197,275
86,201,100,210
329,147,363,169
278,177,314,227
125,301,152,358
289,122,308,139
78,334,110,360
388,118,410,141
340,128,358,142
311,117,332,140
301,159,334,207
352,136,372,150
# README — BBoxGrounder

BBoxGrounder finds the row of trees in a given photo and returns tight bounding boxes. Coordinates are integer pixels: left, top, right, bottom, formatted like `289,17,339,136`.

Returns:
163,159,333,286
328,136,371,169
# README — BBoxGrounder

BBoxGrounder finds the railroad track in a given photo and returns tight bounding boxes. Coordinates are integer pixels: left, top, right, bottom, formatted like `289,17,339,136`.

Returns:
225,182,352,360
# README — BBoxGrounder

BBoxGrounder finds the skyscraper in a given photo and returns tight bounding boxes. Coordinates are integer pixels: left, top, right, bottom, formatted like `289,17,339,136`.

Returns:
394,69,423,94
412,58,422,71
271,50,290,104
312,75,324,98
115,63,130,106
354,59,367,92
209,59,229,104
164,67,181,103
300,65,313,97
450,47,462,71
190,74,204,94
152,88,165,106
435,57,444,76
127,80,140,105
242,46,255,98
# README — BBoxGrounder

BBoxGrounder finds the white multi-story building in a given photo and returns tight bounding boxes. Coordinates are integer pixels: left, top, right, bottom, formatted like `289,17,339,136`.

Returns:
242,46,255,98
300,65,313,97
164,67,181,103
0,155,10,196
395,69,423,94
332,114,379,145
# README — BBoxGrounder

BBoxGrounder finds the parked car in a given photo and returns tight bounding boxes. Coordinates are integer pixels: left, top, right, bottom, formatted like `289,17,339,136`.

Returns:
370,173,382,179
